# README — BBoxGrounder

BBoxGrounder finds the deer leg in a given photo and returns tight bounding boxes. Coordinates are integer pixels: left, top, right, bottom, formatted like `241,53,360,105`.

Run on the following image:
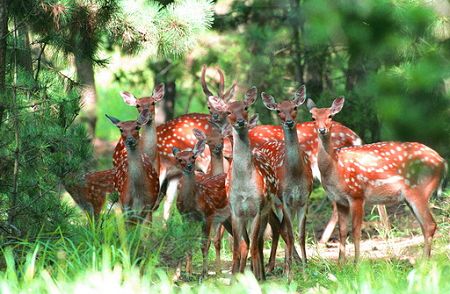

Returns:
231,217,241,274
239,227,250,274
350,199,364,263
267,210,281,273
186,251,193,276
258,214,269,281
213,224,225,275
336,203,350,263
298,204,308,264
163,178,179,221
320,201,338,244
376,205,390,235
280,208,295,278
250,215,264,280
404,191,437,258
201,219,213,277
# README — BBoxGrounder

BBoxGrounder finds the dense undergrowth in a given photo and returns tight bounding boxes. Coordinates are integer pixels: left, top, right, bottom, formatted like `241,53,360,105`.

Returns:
1,189,449,293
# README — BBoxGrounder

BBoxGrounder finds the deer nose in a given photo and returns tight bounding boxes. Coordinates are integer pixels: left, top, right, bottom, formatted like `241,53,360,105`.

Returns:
319,128,327,134
186,163,194,170
285,120,295,128
125,137,137,148
237,119,245,127
212,113,219,121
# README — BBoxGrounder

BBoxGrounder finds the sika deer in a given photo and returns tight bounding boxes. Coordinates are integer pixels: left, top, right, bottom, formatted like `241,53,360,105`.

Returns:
208,87,274,280
261,86,313,273
63,169,115,219
308,97,447,261
172,138,231,276
106,110,159,223
115,84,165,172
208,92,368,244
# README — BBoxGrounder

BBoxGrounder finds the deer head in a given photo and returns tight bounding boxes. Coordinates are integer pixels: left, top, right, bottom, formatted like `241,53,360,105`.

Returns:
172,139,206,174
105,110,150,151
262,85,306,130
201,65,237,125
119,84,165,124
307,97,345,136
208,86,258,132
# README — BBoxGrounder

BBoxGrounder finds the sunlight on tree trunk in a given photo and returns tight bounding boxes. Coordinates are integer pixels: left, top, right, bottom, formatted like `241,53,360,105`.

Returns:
75,55,97,139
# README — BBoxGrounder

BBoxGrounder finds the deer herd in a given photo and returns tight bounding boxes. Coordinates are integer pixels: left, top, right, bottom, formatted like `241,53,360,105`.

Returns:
67,65,447,281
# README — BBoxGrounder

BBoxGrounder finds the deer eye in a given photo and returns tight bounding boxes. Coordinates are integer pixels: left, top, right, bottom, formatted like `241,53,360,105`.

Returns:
312,118,316,121
119,128,124,132
244,107,248,111
152,102,155,106
293,107,297,111
135,126,141,130
328,115,332,119
276,110,281,113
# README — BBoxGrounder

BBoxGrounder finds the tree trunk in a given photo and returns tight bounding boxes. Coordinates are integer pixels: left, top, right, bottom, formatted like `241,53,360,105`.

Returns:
0,0,7,126
75,55,97,139
289,0,304,85
151,60,176,124
17,24,33,75
304,46,327,99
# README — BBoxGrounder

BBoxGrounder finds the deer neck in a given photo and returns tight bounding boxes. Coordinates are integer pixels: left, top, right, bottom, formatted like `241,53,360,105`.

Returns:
210,151,224,176
317,133,338,182
283,125,304,176
179,172,197,212
125,146,148,207
232,129,253,179
142,120,159,169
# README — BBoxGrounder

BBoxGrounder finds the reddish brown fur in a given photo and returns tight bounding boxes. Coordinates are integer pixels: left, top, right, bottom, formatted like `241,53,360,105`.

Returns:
209,87,274,281
64,169,115,218
309,97,446,261
260,86,314,276
173,139,231,276
108,114,159,222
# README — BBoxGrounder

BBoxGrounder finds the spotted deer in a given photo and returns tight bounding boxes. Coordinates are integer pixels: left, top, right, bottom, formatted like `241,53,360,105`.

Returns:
307,97,447,261
260,86,314,274
208,87,276,280
207,92,369,244
172,138,231,277
63,169,115,218
107,110,159,223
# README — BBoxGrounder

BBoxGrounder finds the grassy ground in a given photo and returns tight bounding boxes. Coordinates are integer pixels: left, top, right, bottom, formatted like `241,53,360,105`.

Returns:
1,189,449,293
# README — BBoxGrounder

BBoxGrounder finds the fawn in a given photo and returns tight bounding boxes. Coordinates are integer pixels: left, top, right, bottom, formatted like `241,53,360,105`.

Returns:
106,110,159,223
172,136,231,276
260,85,314,274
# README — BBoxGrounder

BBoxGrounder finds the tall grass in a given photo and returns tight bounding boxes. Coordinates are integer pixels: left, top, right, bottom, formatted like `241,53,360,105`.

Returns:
1,212,449,293
2,190,449,293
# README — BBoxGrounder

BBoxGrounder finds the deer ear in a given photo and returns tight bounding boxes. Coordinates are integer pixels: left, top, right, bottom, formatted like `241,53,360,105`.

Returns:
261,92,277,111
137,109,150,125
331,97,345,116
152,83,165,102
193,128,206,141
105,114,121,125
223,82,236,102
172,147,180,156
293,85,306,106
244,86,257,106
249,114,259,129
120,91,137,106
306,99,317,112
193,140,206,158
208,96,228,113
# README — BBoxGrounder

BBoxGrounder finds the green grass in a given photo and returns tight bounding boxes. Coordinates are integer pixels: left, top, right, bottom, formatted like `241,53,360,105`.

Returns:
2,191,449,293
